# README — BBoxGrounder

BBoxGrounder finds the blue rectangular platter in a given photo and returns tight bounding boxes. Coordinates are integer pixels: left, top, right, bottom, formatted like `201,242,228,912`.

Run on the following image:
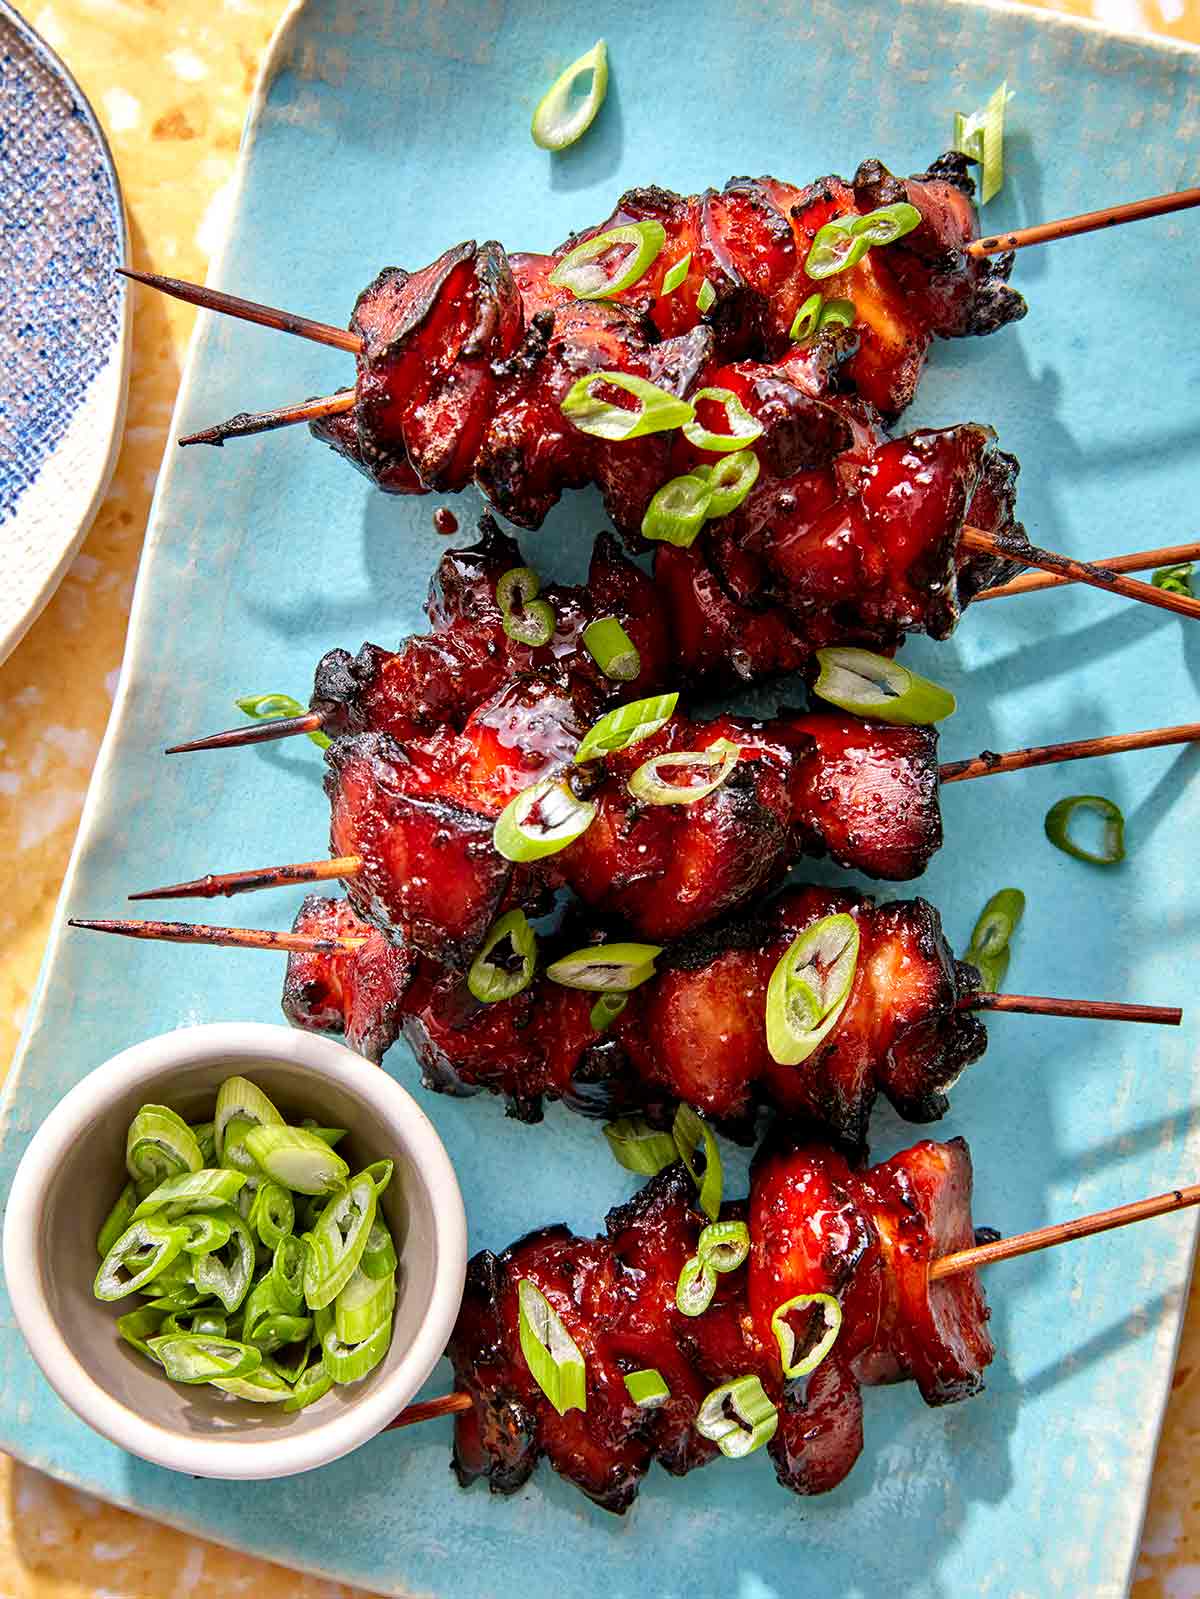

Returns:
2,1,1200,1594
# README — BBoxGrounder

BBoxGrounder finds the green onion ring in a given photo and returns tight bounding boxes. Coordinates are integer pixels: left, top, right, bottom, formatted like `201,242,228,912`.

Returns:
963,887,1026,994
770,1292,843,1379
177,1212,233,1256
680,386,764,454
1044,795,1126,866
148,1334,262,1385
805,201,922,280
582,615,641,682
697,1220,749,1274
132,1168,246,1221
675,1255,717,1317
126,1105,204,1188
789,291,825,341
116,1306,167,1362
602,1114,677,1175
627,738,740,806
590,992,628,1033
335,1265,397,1346
548,220,666,300
547,941,663,994
493,778,597,864
953,81,1012,205
271,1234,307,1313
495,565,541,613
695,1375,778,1458
703,449,760,518
236,692,330,751
214,1076,284,1165
765,913,861,1067
696,278,716,313
640,471,713,547
244,1125,350,1196
95,1217,190,1302
468,909,538,1004
283,1357,333,1412
191,1206,256,1313
248,1179,295,1250
812,646,956,725
531,39,608,152
517,1279,587,1415
1153,561,1193,596
360,1220,399,1281
303,1174,377,1311
624,1368,670,1408
359,1159,394,1198
574,692,679,764
661,253,691,294
561,371,693,442
672,1104,722,1221
211,1365,293,1403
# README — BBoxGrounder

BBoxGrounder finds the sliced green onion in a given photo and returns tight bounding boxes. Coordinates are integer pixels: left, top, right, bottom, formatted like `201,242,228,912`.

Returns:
361,1220,399,1281
301,1121,348,1148
496,566,555,647
771,1291,843,1379
249,1180,295,1250
162,1308,229,1340
549,220,666,300
697,1220,749,1273
561,371,693,442
248,1312,313,1355
132,1168,246,1221
575,692,678,764
177,1212,233,1256
192,1206,256,1313
583,616,640,682
303,1174,377,1311
141,1259,207,1313
696,1375,778,1458
820,297,855,331
496,565,540,609
272,1235,307,1313
335,1265,397,1346
244,1125,350,1195
1153,561,1194,597
214,1076,284,1165
590,993,628,1032
148,1334,261,1385
963,887,1026,994
547,941,663,993
603,1115,677,1175
236,692,331,750
531,39,608,152
789,291,824,341
704,449,760,517
805,202,922,280
672,1104,722,1222
98,1184,138,1258
624,1368,670,1408
696,278,715,313
681,387,764,455
95,1218,189,1302
812,646,956,725
493,779,597,864
953,81,1012,205
190,1122,217,1164
627,738,740,806
266,1334,313,1385
220,1117,260,1177
641,471,713,547
676,1255,717,1317
467,908,538,1004
126,1106,203,1188
283,1357,333,1412
661,253,691,294
360,1159,394,1197
211,1365,293,1404
318,1305,393,1385
517,1278,586,1415
766,913,860,1067
1044,795,1126,866
116,1306,166,1362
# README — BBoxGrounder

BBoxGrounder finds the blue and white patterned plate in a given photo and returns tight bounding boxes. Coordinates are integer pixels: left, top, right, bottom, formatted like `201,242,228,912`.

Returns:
0,0,129,662
1,2,1200,1596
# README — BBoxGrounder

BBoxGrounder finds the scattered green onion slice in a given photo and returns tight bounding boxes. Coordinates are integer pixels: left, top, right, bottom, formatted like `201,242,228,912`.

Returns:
704,449,760,517
661,253,691,294
963,887,1026,994
549,220,665,300
695,1375,778,1458
214,1076,284,1165
211,1366,293,1404
98,1184,138,1258
602,1115,677,1175
148,1334,262,1385
177,1212,233,1256
641,471,713,547
789,291,824,341
624,1368,670,1408
583,616,641,682
561,371,693,441
220,1117,260,1177
675,1255,717,1317
132,1168,246,1221
673,1104,722,1221
953,81,1012,205
335,1265,397,1346
493,779,596,864
283,1358,334,1411
95,1218,189,1301
1045,795,1126,866
627,738,740,806
590,992,628,1032
236,692,330,750
681,386,764,454
770,1292,843,1379
142,1263,207,1314
318,1305,393,1385
116,1307,166,1361
517,1278,587,1415
304,1174,377,1311
192,1206,256,1313
468,909,539,1004
696,277,716,313
504,599,555,648
531,39,608,152
244,1125,351,1196
697,1220,749,1274
272,1234,307,1313
766,913,861,1067
1153,561,1194,597
812,646,956,725
547,941,663,993
496,565,541,613
361,1220,399,1281
249,1180,295,1250
819,297,856,331
805,201,922,280
126,1106,203,1188
575,692,679,763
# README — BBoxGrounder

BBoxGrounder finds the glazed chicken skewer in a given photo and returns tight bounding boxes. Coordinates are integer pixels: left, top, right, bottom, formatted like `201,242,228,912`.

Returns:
374,1135,1200,1511
70,883,1181,1143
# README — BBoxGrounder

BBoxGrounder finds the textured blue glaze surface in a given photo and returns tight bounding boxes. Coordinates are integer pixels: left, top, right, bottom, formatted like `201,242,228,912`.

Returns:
1,2,1199,1595
0,0,123,523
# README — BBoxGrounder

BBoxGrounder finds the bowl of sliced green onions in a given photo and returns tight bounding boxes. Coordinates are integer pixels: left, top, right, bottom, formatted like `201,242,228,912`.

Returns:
2,1023,466,1478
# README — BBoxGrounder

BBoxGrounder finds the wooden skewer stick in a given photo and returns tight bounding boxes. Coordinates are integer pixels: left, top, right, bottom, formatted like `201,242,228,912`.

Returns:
166,710,329,757
129,857,362,903
179,390,355,450
966,186,1200,258
962,525,1200,622
930,1180,1200,1280
67,917,364,954
118,268,363,354
976,540,1200,601
938,721,1200,785
966,992,1181,1026
387,1177,1200,1430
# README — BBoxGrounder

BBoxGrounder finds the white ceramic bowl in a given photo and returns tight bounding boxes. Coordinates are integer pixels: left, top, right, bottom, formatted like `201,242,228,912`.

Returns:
2,1022,467,1479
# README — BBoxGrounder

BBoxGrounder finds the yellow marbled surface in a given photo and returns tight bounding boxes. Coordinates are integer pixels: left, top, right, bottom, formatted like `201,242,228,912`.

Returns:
0,1,1198,1594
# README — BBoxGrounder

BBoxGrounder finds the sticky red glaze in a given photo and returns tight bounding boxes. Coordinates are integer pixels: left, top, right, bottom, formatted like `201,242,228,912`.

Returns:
280,893,414,1062
447,1137,993,1512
